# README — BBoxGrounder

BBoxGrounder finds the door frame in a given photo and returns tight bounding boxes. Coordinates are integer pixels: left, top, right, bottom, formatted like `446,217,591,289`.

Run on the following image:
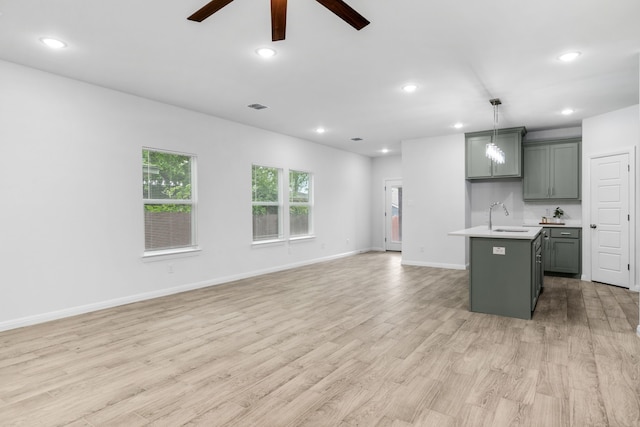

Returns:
584,147,636,291
384,178,402,252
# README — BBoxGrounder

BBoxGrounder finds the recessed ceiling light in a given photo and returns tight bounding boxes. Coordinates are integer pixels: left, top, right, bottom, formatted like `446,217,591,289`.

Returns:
380,148,390,154
561,108,575,115
351,137,363,141
402,83,418,93
558,51,581,62
453,122,464,129
247,103,268,110
256,47,276,58
315,127,326,134
40,37,67,49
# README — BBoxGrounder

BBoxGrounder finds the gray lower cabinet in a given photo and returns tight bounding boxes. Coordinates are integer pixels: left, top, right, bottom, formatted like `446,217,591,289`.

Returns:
469,233,543,320
523,138,581,200
543,227,581,275
466,127,526,179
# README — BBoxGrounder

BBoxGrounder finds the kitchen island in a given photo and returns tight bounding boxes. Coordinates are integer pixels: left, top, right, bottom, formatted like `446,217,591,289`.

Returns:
449,226,543,320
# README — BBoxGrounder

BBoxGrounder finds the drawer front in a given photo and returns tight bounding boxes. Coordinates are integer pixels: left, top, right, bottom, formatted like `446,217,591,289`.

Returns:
550,228,580,238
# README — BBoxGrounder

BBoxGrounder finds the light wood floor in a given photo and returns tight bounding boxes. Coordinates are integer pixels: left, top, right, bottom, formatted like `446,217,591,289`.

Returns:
1,252,639,426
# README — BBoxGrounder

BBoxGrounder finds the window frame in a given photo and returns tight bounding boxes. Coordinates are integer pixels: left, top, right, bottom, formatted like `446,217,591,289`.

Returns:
288,169,314,239
142,147,198,257
251,164,284,244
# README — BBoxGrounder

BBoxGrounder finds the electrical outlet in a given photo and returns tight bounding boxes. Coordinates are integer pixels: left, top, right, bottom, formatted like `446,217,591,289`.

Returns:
420,246,425,252
167,264,174,274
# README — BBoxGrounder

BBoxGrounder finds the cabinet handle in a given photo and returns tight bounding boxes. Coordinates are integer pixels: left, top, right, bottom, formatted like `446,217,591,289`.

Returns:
560,232,571,235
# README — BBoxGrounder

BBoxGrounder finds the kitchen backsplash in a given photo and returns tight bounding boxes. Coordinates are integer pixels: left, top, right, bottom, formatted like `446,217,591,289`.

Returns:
469,179,582,227
522,202,582,225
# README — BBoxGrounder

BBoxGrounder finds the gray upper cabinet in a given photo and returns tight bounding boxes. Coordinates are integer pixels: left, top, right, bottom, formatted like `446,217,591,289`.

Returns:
465,127,527,180
523,138,581,200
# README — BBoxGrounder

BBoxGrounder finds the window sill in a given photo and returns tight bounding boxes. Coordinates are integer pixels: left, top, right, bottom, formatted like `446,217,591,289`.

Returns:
289,235,316,243
252,239,286,247
251,236,315,248
142,247,202,261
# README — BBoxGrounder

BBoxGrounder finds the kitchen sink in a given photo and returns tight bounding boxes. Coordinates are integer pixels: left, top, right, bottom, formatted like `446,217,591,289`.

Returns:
493,228,529,232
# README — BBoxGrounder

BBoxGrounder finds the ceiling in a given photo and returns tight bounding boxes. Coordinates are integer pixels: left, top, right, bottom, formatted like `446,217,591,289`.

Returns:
0,0,638,157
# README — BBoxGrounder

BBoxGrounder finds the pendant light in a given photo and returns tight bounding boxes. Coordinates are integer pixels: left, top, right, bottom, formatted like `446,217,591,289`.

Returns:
486,98,505,164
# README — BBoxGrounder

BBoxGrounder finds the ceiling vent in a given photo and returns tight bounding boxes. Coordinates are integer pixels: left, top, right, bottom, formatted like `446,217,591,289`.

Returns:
248,103,267,110
351,137,363,141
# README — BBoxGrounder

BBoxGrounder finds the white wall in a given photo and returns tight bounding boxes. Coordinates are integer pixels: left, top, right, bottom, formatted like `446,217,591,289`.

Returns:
582,104,639,291
370,155,402,251
0,60,373,330
401,134,467,269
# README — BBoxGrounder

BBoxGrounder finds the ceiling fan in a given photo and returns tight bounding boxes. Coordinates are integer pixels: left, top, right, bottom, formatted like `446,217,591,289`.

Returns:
188,0,370,41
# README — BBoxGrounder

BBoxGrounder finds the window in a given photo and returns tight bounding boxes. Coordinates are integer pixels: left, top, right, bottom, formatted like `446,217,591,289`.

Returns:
142,148,197,253
289,169,313,237
252,165,282,242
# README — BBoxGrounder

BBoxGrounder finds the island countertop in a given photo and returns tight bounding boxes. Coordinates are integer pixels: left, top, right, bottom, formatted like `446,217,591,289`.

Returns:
449,225,542,240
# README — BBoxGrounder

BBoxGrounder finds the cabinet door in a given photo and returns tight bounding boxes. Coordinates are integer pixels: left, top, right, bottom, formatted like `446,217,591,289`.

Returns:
492,132,521,177
466,135,493,179
550,143,580,199
532,237,543,310
523,145,550,199
549,238,580,273
543,229,551,271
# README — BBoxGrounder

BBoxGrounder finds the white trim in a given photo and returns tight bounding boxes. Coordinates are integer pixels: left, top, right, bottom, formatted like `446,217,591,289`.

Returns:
251,238,286,247
289,168,314,238
384,178,403,252
142,246,202,260
0,249,369,333
401,259,468,270
252,164,284,242
585,146,636,290
289,235,316,243
142,148,198,253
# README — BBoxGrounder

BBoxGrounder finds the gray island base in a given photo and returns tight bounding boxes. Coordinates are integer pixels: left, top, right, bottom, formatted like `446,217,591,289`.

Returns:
449,226,544,320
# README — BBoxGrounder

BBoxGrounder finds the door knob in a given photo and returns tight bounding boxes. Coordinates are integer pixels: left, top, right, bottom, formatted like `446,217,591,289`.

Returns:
590,224,597,229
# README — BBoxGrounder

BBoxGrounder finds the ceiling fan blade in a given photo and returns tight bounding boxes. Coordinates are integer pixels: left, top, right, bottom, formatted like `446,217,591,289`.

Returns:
271,0,287,41
188,0,235,22
315,0,370,30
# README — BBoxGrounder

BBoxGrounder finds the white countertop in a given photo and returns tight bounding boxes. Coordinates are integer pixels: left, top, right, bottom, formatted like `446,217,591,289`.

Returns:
449,225,543,240
522,222,582,228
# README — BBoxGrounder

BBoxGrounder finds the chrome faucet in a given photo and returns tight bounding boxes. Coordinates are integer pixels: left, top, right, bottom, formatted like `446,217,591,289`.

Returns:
489,201,509,230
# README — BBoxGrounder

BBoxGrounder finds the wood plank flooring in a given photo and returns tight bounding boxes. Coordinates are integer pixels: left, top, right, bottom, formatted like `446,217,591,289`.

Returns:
1,252,639,426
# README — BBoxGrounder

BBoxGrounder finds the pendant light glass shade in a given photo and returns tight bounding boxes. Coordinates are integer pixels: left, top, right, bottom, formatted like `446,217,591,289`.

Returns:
485,142,505,164
486,98,505,164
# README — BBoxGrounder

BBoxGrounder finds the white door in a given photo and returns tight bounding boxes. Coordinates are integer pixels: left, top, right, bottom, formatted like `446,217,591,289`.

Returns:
385,179,402,252
590,153,630,287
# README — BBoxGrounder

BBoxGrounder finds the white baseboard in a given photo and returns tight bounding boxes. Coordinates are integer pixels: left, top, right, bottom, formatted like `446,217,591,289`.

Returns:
401,259,468,270
0,250,365,333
